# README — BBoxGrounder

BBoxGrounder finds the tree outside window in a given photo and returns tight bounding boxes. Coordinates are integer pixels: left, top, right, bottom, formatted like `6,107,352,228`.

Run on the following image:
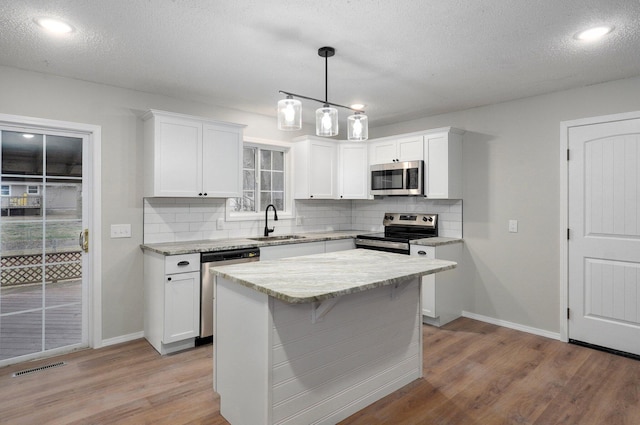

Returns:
230,146,285,213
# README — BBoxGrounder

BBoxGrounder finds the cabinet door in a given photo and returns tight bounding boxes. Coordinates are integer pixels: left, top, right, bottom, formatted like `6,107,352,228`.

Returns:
202,124,242,197
397,136,424,162
155,117,202,197
425,132,462,199
260,241,325,260
338,144,369,199
410,246,437,318
325,239,355,252
164,271,200,343
308,140,337,198
369,140,397,164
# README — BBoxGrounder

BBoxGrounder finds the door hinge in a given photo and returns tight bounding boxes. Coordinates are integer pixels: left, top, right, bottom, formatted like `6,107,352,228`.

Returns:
567,149,570,161
567,228,570,240
567,308,570,319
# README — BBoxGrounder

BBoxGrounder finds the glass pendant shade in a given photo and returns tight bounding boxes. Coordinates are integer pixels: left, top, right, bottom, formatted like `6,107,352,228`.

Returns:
316,105,338,137
347,112,368,141
277,96,302,130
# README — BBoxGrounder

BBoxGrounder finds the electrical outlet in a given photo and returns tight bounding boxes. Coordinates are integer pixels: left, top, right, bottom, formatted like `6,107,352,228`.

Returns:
296,216,303,226
508,220,518,233
216,218,224,230
110,224,131,238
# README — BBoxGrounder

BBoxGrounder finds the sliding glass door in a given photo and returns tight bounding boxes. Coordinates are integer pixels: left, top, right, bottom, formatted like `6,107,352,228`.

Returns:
0,128,88,364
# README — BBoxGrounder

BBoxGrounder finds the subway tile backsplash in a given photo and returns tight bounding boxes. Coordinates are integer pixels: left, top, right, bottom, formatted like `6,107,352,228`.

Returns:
143,197,463,244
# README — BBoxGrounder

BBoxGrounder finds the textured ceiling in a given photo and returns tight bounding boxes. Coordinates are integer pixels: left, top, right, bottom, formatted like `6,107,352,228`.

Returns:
1,1,640,127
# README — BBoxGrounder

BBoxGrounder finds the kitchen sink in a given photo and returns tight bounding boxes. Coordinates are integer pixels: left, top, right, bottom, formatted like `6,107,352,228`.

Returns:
247,235,307,241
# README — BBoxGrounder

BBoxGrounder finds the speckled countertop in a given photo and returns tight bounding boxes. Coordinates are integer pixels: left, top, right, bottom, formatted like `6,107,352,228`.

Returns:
141,231,462,255
411,237,463,247
211,249,457,304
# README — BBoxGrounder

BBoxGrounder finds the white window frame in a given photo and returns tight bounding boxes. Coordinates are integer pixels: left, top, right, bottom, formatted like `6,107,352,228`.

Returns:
225,137,295,222
1,185,9,196
27,185,39,195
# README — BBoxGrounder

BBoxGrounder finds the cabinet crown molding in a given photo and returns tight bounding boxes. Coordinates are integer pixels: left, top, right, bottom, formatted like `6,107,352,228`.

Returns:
142,109,246,129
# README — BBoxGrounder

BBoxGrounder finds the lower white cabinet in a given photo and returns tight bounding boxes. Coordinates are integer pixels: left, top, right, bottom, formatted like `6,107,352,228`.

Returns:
144,252,200,354
410,242,464,326
325,238,355,252
163,270,200,343
260,238,355,260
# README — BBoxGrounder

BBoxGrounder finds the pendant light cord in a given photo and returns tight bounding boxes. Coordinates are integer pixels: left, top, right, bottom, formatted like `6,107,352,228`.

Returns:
324,52,328,104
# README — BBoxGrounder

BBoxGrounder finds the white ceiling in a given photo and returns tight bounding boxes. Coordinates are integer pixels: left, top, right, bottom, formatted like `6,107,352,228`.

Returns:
2,1,640,127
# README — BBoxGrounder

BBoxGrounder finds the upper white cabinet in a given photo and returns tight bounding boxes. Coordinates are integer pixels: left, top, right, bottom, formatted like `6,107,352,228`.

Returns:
424,128,463,199
294,137,369,200
293,136,337,199
368,135,424,164
143,110,245,198
338,143,369,199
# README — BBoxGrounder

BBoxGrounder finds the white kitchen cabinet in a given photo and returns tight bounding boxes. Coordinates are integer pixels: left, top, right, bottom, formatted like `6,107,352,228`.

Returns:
260,241,326,260
143,109,245,198
293,136,337,199
424,129,463,199
260,238,354,260
338,143,369,199
410,242,464,327
325,238,355,252
368,135,424,165
144,251,201,354
294,137,369,200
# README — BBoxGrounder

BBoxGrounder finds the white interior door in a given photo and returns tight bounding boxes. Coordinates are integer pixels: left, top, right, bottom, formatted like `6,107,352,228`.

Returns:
568,116,640,355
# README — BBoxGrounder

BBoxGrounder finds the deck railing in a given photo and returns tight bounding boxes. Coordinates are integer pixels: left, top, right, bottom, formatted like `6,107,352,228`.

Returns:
0,251,82,287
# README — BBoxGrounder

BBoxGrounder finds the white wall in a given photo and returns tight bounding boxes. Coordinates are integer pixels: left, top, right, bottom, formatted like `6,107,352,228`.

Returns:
0,65,313,341
3,62,640,340
371,76,640,333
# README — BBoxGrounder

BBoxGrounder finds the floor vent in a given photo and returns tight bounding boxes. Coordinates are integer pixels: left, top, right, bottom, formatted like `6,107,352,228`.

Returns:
12,361,66,377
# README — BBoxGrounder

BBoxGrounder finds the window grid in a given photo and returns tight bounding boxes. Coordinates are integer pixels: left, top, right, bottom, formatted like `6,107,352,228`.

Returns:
231,146,285,213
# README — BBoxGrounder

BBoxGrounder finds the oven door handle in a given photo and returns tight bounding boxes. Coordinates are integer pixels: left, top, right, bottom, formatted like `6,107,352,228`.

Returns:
355,238,409,251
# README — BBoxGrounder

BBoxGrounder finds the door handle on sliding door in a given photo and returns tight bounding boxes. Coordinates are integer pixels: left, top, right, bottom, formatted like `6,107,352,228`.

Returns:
79,229,89,253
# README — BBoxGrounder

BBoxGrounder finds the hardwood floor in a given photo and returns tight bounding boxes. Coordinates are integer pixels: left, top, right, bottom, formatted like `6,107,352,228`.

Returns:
1,317,639,425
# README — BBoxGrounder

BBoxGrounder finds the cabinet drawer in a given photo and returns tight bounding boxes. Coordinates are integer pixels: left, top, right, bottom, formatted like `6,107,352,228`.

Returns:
165,253,200,274
409,245,435,259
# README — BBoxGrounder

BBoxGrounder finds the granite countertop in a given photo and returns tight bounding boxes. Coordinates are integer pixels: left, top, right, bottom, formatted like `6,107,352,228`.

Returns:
141,231,462,255
411,237,463,247
140,231,363,255
211,249,457,304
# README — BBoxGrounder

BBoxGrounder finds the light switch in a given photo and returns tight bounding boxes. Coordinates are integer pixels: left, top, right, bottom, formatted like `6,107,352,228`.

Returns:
216,218,224,230
508,220,518,233
110,224,131,238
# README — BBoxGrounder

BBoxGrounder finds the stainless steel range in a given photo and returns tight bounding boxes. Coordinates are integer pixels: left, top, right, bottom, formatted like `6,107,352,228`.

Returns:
355,212,438,255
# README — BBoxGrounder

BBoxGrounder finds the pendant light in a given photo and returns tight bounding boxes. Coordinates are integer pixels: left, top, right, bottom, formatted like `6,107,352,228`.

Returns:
347,111,368,141
277,95,302,130
277,46,368,140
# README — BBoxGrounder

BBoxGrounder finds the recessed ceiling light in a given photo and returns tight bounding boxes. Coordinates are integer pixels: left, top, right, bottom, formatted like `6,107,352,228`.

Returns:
34,17,74,34
22,134,35,139
574,26,613,41
350,103,366,110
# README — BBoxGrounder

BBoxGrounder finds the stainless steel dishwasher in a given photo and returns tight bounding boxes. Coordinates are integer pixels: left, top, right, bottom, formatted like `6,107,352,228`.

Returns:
199,247,260,343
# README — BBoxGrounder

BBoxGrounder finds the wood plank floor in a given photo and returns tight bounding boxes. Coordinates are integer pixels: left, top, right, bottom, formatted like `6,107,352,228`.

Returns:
0,317,639,425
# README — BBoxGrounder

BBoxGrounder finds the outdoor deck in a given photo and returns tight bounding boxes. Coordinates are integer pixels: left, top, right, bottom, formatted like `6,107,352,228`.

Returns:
0,280,82,361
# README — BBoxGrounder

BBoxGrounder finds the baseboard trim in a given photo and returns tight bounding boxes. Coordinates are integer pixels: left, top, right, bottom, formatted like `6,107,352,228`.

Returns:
461,311,561,341
99,331,145,348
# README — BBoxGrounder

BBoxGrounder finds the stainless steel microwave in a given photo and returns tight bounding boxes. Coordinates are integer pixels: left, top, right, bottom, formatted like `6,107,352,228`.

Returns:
370,160,424,196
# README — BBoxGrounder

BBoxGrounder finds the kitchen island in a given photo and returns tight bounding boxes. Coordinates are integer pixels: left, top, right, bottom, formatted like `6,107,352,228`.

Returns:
211,249,456,425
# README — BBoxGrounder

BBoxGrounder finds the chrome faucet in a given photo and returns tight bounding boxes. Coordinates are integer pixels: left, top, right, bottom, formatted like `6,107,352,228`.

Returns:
264,204,278,237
